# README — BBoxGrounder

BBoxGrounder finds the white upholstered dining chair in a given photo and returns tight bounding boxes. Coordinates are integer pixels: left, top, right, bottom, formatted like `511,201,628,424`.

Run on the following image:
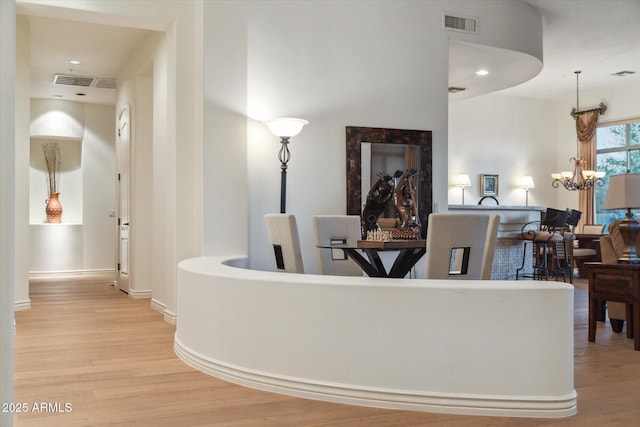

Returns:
424,213,500,280
312,215,362,276
264,214,304,273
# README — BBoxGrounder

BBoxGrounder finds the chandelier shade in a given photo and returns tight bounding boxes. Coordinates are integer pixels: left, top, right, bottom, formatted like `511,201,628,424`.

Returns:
551,157,605,191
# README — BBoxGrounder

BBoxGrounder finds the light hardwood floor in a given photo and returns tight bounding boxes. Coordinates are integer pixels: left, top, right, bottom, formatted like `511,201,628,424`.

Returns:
13,276,640,426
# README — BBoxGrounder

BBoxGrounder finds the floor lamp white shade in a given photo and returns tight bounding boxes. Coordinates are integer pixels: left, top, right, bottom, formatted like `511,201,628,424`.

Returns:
263,118,309,138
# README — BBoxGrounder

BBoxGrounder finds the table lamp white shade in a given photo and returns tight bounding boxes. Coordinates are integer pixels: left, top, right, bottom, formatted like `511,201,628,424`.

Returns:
455,173,471,205
602,173,640,210
263,118,309,138
602,173,640,263
520,175,535,189
455,173,471,187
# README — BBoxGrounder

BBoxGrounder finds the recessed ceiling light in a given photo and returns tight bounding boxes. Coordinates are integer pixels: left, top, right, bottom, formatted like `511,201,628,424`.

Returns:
476,69,489,76
67,60,82,65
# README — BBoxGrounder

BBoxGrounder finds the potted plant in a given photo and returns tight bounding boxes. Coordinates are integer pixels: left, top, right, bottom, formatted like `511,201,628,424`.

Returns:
42,142,62,223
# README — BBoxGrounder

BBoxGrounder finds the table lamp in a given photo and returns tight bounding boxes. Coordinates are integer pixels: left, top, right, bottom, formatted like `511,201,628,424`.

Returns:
455,173,471,205
602,173,640,263
520,175,535,206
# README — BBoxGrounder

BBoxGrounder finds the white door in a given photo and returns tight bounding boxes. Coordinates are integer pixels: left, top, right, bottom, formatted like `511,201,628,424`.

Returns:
116,105,131,293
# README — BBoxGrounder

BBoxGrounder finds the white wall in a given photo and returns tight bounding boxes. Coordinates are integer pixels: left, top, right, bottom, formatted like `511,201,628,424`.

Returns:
28,100,116,273
203,1,249,258
243,1,449,273
95,0,203,321
449,94,559,207
449,81,640,212
82,104,117,267
30,98,84,139
176,256,576,418
232,0,541,273
0,1,16,423
116,31,162,298
14,15,30,309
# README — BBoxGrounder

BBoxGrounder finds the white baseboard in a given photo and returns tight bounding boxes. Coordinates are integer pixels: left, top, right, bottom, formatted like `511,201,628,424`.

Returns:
128,289,152,299
150,298,165,314
174,337,577,418
29,269,116,282
14,300,31,311
150,299,176,325
164,309,177,325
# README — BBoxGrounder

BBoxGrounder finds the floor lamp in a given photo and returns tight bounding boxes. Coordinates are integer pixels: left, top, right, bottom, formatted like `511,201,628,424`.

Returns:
263,118,309,213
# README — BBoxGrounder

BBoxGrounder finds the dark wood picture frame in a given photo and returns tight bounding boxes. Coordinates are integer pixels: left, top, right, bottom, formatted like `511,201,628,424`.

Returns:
346,126,433,237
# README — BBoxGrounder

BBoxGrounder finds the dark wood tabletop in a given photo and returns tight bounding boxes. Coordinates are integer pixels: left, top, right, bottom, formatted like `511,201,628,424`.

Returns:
357,239,426,250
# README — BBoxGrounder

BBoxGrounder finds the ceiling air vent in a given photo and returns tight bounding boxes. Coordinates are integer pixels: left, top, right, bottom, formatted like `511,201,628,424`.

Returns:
53,74,117,90
443,14,477,33
448,86,467,94
94,78,117,89
53,74,94,87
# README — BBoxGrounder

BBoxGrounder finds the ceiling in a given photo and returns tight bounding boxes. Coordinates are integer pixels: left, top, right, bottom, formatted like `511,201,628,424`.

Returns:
498,0,640,99
21,0,640,106
449,0,640,100
26,15,153,105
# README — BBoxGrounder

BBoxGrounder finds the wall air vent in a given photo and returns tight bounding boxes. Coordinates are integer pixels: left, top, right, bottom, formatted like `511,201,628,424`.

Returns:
448,86,467,93
53,74,117,90
443,14,477,33
611,70,636,77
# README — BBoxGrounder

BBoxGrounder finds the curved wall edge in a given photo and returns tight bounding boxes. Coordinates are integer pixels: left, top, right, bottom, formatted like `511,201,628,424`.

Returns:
175,337,576,418
176,256,577,418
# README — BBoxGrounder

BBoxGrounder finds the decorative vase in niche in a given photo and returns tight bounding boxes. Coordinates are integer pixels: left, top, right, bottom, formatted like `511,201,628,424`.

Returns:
46,193,63,223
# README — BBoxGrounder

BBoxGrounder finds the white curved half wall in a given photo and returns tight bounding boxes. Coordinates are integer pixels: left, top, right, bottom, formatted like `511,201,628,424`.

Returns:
176,256,576,418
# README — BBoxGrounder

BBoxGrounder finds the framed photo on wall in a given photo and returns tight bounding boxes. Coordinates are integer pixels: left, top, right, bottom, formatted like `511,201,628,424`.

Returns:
480,174,499,197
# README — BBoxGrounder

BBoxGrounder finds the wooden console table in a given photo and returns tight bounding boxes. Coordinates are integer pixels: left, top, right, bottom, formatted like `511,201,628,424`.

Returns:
584,262,640,351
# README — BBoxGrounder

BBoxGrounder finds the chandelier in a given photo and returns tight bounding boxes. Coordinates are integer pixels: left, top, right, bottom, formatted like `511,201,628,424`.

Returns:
551,71,605,191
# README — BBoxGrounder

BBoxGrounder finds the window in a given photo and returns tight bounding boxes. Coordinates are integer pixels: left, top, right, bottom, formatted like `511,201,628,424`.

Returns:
595,119,640,228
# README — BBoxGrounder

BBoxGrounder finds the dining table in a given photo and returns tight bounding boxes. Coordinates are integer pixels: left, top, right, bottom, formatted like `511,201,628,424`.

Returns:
319,239,426,278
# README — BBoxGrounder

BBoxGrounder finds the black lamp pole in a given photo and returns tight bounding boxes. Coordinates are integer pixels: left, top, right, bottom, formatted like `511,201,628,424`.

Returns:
278,137,291,213
263,118,308,213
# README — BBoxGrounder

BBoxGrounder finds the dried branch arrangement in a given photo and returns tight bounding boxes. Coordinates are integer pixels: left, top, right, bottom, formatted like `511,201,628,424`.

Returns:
42,142,61,194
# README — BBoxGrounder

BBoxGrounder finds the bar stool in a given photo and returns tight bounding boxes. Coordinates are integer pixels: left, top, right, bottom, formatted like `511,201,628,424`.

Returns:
553,209,581,283
517,208,570,281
